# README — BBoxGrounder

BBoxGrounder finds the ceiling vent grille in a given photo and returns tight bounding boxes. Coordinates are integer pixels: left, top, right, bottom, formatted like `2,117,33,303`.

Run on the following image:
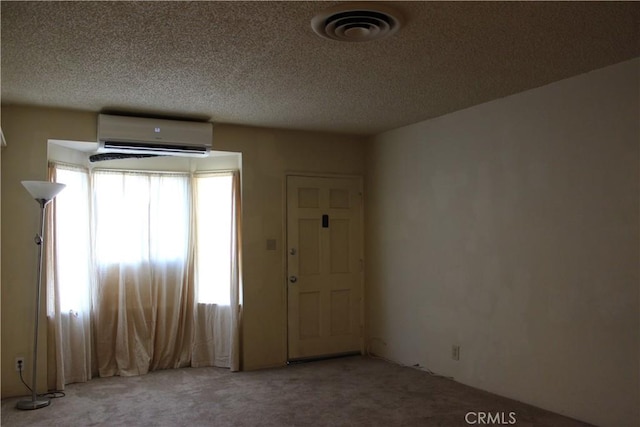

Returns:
311,3,403,42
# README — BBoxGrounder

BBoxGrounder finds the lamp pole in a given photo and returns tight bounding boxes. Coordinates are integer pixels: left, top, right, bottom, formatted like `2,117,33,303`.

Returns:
17,181,65,410
18,200,49,409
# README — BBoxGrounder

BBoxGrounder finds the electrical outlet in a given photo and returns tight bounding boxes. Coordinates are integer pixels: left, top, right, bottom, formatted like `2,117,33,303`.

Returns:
452,345,460,361
15,357,25,372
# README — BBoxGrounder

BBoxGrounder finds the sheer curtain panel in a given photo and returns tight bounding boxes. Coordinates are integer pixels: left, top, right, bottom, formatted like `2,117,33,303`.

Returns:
46,164,94,391
191,172,242,370
92,171,193,376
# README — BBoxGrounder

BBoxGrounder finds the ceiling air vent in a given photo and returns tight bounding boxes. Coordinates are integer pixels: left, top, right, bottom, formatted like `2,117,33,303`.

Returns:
311,3,403,42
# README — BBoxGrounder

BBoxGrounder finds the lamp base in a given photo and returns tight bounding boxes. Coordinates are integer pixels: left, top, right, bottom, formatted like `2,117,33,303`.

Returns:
16,397,50,410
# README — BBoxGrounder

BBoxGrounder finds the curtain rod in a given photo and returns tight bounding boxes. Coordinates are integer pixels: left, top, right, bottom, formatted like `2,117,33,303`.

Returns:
91,168,237,175
50,161,238,176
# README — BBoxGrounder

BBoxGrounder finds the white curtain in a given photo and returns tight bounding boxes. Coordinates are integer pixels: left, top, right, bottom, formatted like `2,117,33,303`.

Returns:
47,164,242,388
47,165,94,391
229,170,242,372
92,171,194,376
191,172,242,371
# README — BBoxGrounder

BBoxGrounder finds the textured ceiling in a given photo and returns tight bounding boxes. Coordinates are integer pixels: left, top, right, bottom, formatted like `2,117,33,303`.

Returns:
2,1,639,135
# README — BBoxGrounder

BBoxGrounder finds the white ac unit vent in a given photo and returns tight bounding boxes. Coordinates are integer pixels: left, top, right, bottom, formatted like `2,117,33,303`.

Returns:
97,114,213,157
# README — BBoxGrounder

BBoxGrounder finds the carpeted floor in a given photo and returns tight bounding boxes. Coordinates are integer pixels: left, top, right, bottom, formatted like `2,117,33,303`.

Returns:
1,356,591,427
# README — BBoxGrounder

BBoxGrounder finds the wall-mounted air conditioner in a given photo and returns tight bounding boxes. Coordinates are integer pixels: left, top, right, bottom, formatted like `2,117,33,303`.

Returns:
97,114,213,157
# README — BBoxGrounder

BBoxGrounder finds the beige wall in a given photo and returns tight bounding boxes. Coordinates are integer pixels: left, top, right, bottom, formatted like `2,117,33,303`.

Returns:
1,107,97,398
212,124,366,370
365,58,639,427
0,105,366,396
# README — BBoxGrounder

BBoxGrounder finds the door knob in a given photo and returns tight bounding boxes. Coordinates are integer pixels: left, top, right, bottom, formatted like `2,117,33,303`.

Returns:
289,275,298,283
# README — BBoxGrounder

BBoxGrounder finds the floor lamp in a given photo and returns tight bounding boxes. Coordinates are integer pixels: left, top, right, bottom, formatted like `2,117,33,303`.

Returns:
16,181,65,410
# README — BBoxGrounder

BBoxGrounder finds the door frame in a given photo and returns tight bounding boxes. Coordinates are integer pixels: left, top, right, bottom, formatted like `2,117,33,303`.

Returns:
283,172,365,362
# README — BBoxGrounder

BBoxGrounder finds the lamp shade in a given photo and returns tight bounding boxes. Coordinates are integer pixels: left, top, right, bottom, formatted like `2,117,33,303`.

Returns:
21,181,66,201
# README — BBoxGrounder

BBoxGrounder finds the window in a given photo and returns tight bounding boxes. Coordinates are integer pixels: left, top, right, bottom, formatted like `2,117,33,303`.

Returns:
52,166,91,313
194,173,233,305
93,171,190,265
52,165,235,311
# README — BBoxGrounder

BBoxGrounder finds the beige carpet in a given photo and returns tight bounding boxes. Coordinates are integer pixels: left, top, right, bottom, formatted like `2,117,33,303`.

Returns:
1,356,591,426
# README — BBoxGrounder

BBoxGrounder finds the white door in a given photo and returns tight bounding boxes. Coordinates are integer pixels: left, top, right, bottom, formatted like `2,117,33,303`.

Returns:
287,175,363,360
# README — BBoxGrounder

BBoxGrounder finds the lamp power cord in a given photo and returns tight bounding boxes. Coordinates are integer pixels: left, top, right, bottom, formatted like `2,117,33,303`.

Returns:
18,363,66,400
